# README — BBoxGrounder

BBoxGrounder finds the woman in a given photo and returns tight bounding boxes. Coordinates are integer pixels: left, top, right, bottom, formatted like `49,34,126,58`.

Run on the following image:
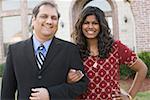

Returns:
69,6,147,100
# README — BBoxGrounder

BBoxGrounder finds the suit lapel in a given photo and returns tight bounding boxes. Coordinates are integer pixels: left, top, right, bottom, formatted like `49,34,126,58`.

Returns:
24,37,39,71
40,37,61,72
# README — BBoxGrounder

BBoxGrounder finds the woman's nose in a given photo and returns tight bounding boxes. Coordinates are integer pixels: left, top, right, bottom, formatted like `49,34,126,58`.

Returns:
88,23,93,28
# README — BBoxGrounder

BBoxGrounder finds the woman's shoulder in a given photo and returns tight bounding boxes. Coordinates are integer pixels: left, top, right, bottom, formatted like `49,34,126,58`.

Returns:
112,40,120,48
113,40,121,45
111,40,129,53
112,40,125,48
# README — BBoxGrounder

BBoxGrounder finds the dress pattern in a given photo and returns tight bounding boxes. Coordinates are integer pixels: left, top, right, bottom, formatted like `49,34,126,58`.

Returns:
77,40,137,100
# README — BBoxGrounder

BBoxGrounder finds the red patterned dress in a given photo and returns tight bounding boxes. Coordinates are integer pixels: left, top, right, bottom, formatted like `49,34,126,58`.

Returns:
77,40,137,100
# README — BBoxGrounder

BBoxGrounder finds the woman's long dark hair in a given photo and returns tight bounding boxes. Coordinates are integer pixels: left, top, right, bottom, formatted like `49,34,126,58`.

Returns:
72,6,114,59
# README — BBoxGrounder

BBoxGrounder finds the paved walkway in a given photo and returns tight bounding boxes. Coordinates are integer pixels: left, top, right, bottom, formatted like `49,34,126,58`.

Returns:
0,77,1,98
0,77,1,91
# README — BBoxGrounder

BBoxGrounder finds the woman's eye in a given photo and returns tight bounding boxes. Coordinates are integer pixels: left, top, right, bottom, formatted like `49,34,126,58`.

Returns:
93,22,99,25
83,22,89,24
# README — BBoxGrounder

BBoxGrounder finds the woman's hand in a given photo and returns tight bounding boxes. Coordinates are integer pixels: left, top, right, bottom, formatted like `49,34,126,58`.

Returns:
112,88,132,100
112,94,130,100
67,69,84,84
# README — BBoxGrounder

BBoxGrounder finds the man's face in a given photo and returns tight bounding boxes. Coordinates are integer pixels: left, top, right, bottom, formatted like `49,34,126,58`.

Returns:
32,5,59,40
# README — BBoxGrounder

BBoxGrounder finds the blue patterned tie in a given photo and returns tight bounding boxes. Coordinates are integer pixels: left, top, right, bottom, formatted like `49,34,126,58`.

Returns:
36,45,45,69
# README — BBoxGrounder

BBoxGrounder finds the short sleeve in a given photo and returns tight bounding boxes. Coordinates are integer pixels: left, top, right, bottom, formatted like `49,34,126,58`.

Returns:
116,40,138,67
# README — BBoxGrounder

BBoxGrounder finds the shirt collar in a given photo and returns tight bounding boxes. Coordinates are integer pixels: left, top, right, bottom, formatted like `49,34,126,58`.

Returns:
33,35,52,53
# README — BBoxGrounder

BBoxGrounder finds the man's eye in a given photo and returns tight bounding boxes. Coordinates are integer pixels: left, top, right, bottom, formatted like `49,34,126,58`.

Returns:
51,16,58,20
39,15,47,19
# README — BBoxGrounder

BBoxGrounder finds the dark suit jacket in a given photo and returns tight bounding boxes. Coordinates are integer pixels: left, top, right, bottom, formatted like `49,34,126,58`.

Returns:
1,36,88,100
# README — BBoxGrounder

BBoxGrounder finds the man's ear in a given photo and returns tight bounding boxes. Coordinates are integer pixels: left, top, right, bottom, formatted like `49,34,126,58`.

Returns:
32,16,35,22
31,16,35,29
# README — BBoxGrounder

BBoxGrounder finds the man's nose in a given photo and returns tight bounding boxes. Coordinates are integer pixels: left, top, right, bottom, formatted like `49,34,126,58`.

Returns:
46,17,52,25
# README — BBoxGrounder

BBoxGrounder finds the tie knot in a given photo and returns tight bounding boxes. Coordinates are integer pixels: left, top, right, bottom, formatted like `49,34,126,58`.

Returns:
38,45,45,53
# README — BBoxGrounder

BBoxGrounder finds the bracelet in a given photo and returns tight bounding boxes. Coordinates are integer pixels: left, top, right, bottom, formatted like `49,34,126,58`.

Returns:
127,93,133,100
120,88,133,100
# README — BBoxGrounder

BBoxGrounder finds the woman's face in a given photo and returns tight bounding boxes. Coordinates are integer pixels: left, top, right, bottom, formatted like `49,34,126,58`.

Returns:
82,15,100,39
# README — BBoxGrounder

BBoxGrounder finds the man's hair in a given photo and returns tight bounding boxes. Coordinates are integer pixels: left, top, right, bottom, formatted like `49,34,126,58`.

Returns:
29,0,60,31
32,0,60,18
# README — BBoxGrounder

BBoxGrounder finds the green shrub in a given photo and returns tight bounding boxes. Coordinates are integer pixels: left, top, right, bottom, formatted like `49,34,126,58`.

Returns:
120,64,135,79
0,63,4,77
120,51,150,79
138,52,150,78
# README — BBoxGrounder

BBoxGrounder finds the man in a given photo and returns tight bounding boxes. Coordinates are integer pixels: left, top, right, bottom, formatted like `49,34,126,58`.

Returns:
1,1,88,100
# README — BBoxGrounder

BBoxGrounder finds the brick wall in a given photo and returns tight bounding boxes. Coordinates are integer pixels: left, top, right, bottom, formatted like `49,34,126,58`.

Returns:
131,0,150,52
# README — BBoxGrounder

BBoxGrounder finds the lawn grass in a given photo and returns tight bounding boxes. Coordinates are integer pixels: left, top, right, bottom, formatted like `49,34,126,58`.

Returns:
134,91,150,100
120,79,150,100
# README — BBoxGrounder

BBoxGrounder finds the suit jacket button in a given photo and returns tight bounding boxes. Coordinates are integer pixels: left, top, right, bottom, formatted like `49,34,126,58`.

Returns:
38,75,42,79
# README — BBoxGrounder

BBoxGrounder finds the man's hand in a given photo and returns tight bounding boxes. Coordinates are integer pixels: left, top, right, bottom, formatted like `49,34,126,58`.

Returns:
29,88,50,100
67,69,84,84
